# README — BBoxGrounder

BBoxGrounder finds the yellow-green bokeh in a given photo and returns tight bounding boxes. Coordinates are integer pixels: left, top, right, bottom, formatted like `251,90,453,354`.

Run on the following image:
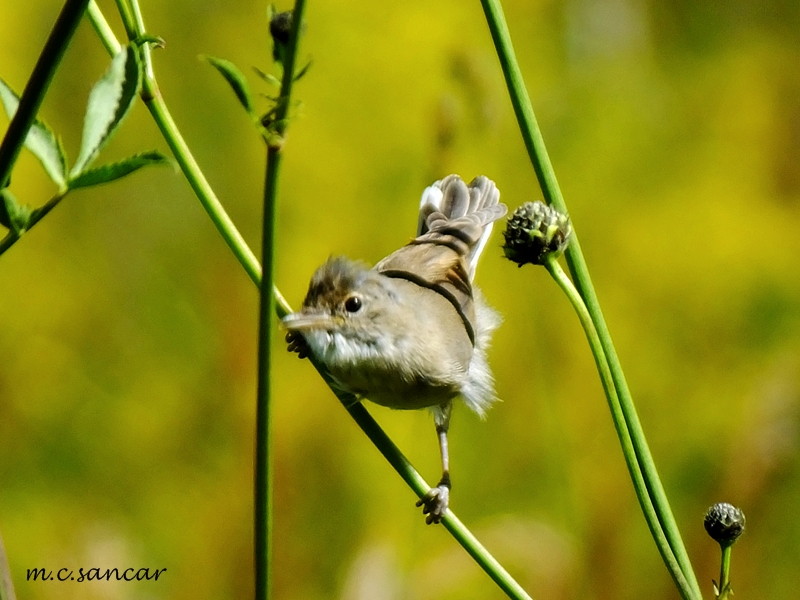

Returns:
1,1,799,599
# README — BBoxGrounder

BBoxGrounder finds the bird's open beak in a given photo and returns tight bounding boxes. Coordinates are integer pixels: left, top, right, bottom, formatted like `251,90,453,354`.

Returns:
281,312,344,332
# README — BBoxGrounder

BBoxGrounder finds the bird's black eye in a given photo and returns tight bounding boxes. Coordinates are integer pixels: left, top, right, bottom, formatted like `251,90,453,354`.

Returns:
344,296,362,313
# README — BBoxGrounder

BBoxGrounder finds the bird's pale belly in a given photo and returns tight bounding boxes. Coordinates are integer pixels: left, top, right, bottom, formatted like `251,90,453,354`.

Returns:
328,361,461,410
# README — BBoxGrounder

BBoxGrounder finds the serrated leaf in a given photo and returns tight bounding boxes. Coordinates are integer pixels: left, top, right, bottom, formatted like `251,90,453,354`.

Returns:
0,79,68,188
70,45,142,178
204,56,255,115
0,188,31,235
67,150,171,190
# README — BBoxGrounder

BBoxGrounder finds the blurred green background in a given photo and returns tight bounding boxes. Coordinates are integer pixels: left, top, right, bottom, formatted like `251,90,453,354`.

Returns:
1,0,799,598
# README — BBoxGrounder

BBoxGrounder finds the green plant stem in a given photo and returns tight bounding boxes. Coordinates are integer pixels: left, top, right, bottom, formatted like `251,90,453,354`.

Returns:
0,530,16,600
480,1,701,597
112,0,137,42
478,0,561,211
0,234,14,255
717,545,732,600
146,92,262,285
90,1,262,286
544,256,693,598
349,398,534,600
305,352,533,600
0,0,90,189
88,5,533,597
87,1,283,304
29,193,66,227
88,1,121,56
287,330,536,600
256,149,280,600
124,0,155,82
254,2,307,598
0,192,71,257
0,0,87,257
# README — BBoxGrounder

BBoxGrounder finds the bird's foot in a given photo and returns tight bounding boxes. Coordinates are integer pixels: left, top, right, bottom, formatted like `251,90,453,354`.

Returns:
416,483,450,525
285,331,310,359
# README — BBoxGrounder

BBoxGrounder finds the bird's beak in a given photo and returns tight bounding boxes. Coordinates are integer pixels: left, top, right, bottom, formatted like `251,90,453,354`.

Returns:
281,311,344,332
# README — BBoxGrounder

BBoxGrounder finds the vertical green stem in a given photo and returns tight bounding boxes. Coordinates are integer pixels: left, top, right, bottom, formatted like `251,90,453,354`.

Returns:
717,545,732,600
0,0,90,188
255,148,279,600
255,3,307,599
479,0,701,596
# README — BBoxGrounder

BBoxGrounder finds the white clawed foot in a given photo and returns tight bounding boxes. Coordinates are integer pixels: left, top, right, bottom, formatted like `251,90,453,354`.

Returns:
416,484,450,524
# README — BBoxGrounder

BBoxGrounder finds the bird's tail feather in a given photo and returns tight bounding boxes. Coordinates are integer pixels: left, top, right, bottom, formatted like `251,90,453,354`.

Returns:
417,175,507,279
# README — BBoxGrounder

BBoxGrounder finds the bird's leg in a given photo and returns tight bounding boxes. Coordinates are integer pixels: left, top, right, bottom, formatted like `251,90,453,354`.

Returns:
417,403,452,524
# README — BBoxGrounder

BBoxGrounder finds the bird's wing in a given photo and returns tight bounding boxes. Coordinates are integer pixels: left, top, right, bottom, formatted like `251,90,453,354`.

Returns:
375,242,476,345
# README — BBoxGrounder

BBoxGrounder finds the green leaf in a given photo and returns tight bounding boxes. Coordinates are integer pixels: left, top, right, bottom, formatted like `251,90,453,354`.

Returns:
203,56,255,115
67,150,172,190
0,188,31,235
293,59,312,82
253,66,281,88
70,45,142,178
0,189,14,231
134,34,166,49
0,79,68,188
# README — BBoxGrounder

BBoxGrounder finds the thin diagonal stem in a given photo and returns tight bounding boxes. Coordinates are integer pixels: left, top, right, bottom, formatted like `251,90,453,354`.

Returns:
143,93,262,285
88,1,121,55
306,353,534,600
0,234,15,255
92,0,261,286
479,1,701,597
0,0,90,188
28,193,65,226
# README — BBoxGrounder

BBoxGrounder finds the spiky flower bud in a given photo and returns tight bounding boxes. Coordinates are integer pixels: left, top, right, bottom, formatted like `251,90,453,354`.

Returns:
502,201,572,267
269,11,293,45
269,10,294,64
704,503,746,547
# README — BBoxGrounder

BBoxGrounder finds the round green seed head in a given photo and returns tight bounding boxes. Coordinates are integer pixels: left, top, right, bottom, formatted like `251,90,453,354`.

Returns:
502,201,572,266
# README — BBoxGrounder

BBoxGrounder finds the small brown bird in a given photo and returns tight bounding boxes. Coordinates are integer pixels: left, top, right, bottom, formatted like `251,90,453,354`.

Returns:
283,175,506,523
